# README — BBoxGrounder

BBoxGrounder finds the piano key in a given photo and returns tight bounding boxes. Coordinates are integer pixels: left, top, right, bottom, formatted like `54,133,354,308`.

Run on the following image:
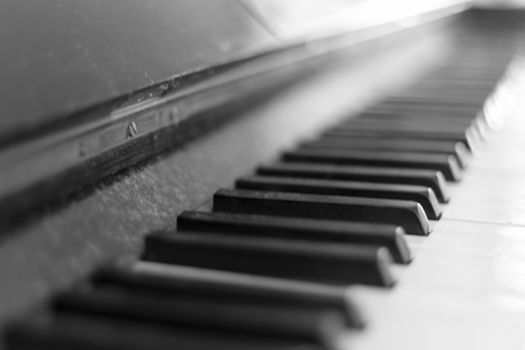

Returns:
5,313,327,350
257,162,449,203
381,95,489,108
333,121,482,151
366,109,485,131
355,111,482,128
352,115,486,142
372,96,484,108
282,149,462,182
403,85,494,96
54,286,345,343
364,102,484,115
368,103,481,120
301,138,469,168
390,89,492,100
336,119,474,133
213,189,430,235
352,109,488,136
410,73,501,82
143,232,396,287
323,128,476,151
95,262,365,327
337,118,482,145
401,77,501,88
235,175,442,220
377,95,486,109
177,211,411,264
358,111,488,137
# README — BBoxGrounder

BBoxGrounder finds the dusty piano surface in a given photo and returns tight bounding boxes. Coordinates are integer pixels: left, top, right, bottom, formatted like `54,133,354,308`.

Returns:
1,2,525,350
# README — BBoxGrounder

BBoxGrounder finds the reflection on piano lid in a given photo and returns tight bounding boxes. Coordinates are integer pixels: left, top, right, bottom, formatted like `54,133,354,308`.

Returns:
2,2,525,350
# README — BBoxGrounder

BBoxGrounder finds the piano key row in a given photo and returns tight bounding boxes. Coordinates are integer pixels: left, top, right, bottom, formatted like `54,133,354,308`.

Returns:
3,44,513,350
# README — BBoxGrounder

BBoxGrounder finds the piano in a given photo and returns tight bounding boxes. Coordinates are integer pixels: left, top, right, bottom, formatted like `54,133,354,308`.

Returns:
1,0,525,349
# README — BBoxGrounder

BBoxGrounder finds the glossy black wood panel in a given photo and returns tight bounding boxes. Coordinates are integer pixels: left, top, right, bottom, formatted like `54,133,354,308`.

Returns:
0,0,274,140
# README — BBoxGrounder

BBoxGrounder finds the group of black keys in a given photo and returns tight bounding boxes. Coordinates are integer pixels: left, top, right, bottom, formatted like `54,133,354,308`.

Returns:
4,51,510,350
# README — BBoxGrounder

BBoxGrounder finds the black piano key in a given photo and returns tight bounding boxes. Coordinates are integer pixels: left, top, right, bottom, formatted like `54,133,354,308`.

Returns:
354,112,486,136
54,286,345,344
356,111,481,126
95,262,365,328
369,99,481,111
143,232,396,287
337,118,475,133
235,175,441,220
323,128,476,151
304,137,468,155
377,96,486,110
380,92,489,104
213,189,430,236
177,211,412,263
368,103,480,120
301,138,469,168
361,110,489,136
336,120,482,151
257,162,449,203
401,87,493,98
363,102,483,116
282,149,462,182
5,313,326,350
328,120,476,133
385,97,488,109
343,115,484,147
380,95,489,108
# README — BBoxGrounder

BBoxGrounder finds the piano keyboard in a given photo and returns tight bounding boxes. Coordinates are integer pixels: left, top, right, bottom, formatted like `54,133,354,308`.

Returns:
4,11,525,350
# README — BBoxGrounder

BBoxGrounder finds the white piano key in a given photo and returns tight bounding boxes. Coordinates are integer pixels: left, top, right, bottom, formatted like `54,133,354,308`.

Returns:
341,73,525,349
342,220,525,350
